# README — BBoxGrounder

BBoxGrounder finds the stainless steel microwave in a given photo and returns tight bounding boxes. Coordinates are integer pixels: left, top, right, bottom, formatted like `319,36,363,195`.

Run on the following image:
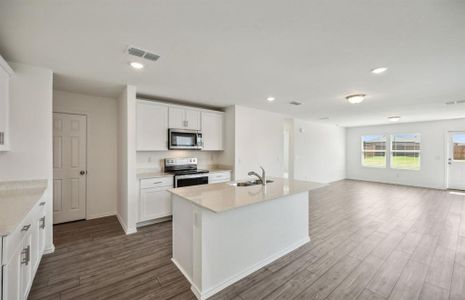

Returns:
168,129,203,150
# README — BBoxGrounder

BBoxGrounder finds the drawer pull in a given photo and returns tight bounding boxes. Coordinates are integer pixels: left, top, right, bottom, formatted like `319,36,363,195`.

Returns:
153,181,163,185
40,216,46,229
39,201,46,206
21,245,30,265
21,224,31,232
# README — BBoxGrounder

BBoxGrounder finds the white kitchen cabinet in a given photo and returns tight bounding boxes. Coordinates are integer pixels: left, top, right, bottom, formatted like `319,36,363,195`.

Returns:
2,194,46,300
201,111,224,150
138,177,174,223
136,100,169,151
0,55,14,152
208,171,231,184
169,106,201,130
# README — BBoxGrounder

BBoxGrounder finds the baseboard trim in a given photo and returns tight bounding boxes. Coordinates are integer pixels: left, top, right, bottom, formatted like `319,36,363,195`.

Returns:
173,236,310,300
116,213,137,235
43,244,55,255
87,211,116,220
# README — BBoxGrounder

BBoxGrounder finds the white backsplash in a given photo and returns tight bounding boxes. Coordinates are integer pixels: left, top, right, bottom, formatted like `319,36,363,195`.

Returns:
137,151,222,172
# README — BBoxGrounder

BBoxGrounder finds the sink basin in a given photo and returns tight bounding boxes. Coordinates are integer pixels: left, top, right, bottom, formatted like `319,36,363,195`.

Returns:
230,180,274,187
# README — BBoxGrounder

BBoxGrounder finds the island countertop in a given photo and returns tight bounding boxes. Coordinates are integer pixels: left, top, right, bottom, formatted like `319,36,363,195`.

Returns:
0,179,47,236
168,177,325,213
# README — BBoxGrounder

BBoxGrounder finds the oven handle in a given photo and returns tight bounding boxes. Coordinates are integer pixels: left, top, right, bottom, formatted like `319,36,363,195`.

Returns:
175,174,209,180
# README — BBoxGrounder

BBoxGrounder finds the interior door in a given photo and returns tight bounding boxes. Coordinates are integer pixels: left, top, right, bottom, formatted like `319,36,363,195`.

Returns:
53,113,87,223
447,132,465,190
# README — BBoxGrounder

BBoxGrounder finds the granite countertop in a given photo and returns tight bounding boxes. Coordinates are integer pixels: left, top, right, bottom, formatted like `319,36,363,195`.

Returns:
0,179,47,236
168,177,325,213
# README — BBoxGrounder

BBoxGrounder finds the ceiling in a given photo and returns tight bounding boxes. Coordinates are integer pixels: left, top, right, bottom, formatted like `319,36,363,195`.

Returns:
0,0,464,127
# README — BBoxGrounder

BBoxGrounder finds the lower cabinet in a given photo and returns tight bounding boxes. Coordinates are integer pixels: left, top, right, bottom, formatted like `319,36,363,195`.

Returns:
139,177,173,223
208,171,231,184
2,195,47,300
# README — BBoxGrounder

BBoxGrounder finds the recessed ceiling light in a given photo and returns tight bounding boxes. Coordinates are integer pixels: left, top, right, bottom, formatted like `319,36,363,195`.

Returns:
130,62,144,70
266,96,275,102
371,67,388,74
345,94,366,104
388,116,401,122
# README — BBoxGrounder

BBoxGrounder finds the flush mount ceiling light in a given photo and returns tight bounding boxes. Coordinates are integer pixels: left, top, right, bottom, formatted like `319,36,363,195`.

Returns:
266,96,275,102
345,94,366,104
130,62,144,70
371,67,388,74
388,116,401,122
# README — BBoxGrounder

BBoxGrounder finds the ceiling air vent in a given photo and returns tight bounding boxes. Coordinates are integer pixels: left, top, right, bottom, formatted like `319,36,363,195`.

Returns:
127,46,160,62
290,101,303,106
446,100,465,105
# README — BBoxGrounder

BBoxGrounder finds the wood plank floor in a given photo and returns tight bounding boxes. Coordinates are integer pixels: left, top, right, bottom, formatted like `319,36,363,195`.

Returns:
29,180,465,300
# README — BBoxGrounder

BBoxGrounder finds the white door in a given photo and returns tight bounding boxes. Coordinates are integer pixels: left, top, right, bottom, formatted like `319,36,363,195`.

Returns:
139,188,172,222
184,109,201,130
201,112,223,150
168,107,186,129
53,113,87,223
447,132,465,190
136,101,168,151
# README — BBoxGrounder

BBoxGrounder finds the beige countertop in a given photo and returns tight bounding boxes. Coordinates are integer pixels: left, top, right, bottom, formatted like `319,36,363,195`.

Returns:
169,177,326,213
0,180,47,236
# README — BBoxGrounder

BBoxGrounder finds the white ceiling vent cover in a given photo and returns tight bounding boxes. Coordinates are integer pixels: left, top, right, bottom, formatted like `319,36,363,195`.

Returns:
127,46,160,62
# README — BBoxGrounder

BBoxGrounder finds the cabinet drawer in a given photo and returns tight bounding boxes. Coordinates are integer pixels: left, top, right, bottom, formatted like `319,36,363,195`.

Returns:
140,176,173,189
208,172,231,183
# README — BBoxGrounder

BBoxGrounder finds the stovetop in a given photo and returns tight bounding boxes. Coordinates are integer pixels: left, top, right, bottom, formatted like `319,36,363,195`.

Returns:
169,169,209,176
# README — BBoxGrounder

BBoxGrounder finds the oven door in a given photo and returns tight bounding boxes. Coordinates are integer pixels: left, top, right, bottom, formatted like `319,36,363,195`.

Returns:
175,174,209,188
169,129,201,150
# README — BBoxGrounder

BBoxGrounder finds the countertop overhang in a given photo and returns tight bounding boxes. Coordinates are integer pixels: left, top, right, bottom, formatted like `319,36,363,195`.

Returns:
168,177,326,213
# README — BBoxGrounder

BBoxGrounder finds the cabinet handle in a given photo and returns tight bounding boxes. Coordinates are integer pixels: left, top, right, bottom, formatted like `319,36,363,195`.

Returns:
0,131,4,145
153,181,163,185
39,201,46,206
21,245,30,265
183,120,188,127
40,216,46,229
21,224,31,232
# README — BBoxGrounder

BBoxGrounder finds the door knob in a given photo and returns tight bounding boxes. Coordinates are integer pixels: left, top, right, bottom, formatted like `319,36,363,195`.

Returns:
80,170,86,175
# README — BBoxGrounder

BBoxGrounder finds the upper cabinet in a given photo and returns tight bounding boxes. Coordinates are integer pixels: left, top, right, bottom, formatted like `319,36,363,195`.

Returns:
136,99,224,151
169,107,201,130
136,100,169,151
202,111,224,150
0,55,14,152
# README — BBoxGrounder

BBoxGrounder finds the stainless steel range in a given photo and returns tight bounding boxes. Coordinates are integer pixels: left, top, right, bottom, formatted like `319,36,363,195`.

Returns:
164,157,209,188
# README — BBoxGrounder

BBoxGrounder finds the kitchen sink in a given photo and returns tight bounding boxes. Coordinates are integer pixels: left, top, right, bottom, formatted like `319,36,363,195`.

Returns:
229,179,274,187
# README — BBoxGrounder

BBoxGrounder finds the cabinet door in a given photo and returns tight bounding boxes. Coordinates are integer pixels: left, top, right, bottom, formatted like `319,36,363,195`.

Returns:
185,109,201,130
139,188,172,222
0,66,9,151
3,235,31,300
20,234,32,300
201,112,224,150
168,107,186,129
136,101,169,151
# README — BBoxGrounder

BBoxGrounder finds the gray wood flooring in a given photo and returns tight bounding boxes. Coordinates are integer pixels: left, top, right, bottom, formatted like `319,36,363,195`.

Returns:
29,180,465,300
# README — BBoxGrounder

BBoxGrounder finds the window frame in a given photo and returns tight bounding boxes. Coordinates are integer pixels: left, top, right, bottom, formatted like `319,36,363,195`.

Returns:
360,135,387,168
390,133,421,171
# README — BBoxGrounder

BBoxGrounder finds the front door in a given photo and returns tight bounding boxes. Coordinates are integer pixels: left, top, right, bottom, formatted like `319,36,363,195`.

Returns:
447,132,465,190
53,113,87,223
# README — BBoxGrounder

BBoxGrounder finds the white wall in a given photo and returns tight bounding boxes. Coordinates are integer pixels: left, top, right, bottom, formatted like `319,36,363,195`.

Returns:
346,118,465,189
0,63,54,251
53,90,118,219
292,119,346,183
117,85,137,234
234,105,285,180
137,150,221,171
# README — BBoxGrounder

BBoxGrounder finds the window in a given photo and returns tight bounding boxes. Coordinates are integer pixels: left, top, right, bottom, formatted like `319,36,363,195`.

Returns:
390,133,421,170
361,135,386,167
452,133,465,161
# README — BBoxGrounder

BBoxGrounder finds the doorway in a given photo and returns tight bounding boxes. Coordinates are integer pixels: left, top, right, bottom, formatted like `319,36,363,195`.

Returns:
447,132,465,190
53,113,87,223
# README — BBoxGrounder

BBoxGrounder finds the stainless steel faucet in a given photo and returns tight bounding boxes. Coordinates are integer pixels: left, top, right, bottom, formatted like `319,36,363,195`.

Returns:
248,166,267,185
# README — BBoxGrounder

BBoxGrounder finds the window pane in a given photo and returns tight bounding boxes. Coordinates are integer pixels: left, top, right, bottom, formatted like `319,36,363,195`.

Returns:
362,152,386,167
362,135,386,151
391,133,420,151
391,152,420,170
453,133,465,161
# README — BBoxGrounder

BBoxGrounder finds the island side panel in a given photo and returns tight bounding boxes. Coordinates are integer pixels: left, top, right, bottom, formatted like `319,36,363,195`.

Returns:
171,194,195,283
200,191,310,297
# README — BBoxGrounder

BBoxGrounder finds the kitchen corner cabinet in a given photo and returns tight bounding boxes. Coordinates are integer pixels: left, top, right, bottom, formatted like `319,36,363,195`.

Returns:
2,195,47,300
201,111,224,150
169,107,201,130
0,55,14,152
136,100,169,151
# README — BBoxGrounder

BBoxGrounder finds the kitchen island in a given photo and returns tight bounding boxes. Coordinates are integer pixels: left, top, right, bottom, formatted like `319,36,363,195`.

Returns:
169,177,325,300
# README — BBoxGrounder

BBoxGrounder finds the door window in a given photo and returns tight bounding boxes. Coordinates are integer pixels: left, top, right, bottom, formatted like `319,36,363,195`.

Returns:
452,133,465,161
